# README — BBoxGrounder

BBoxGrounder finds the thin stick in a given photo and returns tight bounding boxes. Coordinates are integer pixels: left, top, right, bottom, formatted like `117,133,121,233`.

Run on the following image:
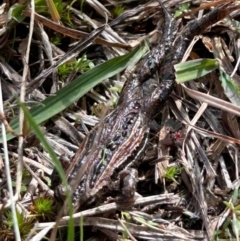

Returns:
0,85,21,240
15,0,35,202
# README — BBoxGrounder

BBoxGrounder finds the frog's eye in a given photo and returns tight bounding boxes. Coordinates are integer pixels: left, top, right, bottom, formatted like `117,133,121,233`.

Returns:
55,184,71,201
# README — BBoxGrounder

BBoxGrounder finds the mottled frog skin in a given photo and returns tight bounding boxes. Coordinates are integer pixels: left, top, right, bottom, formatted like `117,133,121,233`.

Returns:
55,2,240,212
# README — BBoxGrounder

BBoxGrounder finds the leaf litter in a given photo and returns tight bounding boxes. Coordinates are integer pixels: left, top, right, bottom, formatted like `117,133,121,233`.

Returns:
1,0,240,240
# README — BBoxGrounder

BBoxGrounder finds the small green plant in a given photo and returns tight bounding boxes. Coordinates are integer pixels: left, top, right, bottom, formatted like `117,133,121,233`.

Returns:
1,210,34,240
121,212,159,239
109,96,119,108
35,0,64,17
121,212,131,239
51,33,63,46
28,196,55,221
214,189,240,239
162,165,182,183
58,55,94,81
174,3,190,18
112,5,125,18
35,0,76,25
110,85,123,94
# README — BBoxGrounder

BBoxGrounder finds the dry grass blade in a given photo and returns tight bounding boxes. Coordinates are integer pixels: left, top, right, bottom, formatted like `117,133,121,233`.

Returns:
178,0,235,17
2,0,240,240
85,0,111,18
22,8,131,49
70,7,128,55
45,0,60,22
182,84,240,117
57,194,178,219
25,22,107,94
170,94,240,149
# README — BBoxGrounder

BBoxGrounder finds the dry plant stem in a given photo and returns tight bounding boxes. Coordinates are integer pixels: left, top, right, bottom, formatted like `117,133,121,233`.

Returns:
70,9,127,56
85,0,111,18
25,223,45,240
170,98,240,145
234,147,239,180
179,0,235,17
219,156,233,189
27,222,56,240
9,152,52,175
0,82,21,240
16,0,35,199
231,49,240,77
66,217,192,240
117,217,138,241
170,95,239,238
182,84,240,117
61,193,178,219
182,36,200,62
39,218,197,240
0,111,22,136
26,24,106,95
22,8,131,49
23,162,53,195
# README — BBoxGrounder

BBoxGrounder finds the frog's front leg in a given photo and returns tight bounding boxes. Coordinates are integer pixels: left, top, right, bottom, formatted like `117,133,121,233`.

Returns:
114,168,138,209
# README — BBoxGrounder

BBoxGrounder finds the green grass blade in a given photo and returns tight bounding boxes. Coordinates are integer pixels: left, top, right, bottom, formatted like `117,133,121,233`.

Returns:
3,44,148,142
219,69,240,106
45,0,60,22
8,4,26,23
175,58,219,83
19,102,74,240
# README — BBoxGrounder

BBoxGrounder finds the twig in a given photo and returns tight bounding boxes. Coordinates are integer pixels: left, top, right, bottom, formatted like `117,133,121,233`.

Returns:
22,8,131,50
16,0,35,214
0,83,21,240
